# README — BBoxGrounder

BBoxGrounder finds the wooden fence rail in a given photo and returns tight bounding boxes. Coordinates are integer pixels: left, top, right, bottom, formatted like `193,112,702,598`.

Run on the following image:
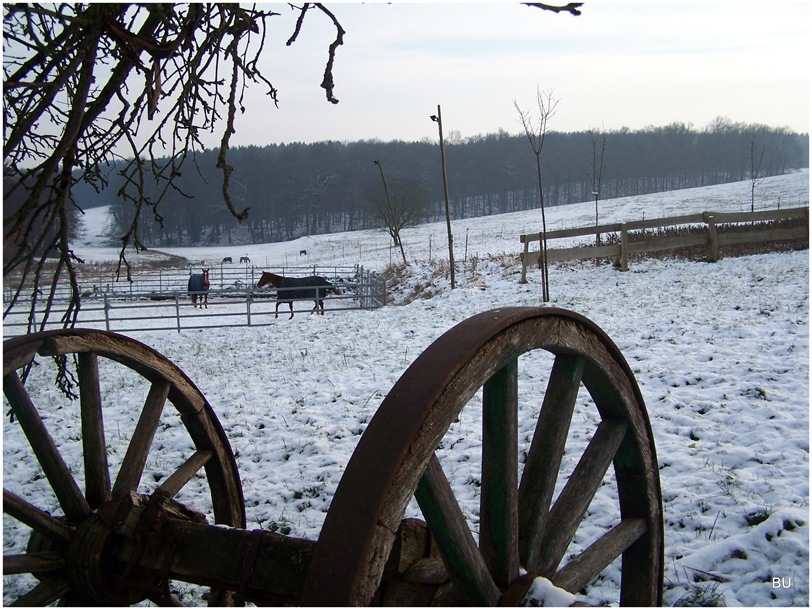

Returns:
520,206,809,281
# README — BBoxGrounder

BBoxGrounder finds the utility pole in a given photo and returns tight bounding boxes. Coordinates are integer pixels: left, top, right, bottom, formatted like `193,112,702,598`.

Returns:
590,129,607,247
373,159,407,264
430,105,456,289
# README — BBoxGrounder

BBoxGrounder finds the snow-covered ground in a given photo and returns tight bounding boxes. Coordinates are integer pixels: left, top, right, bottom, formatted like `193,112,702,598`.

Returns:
3,171,809,606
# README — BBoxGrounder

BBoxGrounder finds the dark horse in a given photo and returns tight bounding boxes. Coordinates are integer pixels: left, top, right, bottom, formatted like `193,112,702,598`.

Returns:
188,269,210,308
257,272,342,319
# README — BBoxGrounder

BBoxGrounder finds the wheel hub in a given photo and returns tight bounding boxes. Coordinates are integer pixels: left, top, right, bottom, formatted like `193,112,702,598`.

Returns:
65,513,151,606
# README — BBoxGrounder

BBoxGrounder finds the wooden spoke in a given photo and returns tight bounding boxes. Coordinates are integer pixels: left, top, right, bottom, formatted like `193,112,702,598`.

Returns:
551,517,647,593
4,329,245,606
158,449,214,498
2,489,73,543
302,308,663,606
3,372,91,522
480,358,519,588
415,454,501,606
9,578,71,607
111,379,170,498
78,352,111,509
3,551,66,575
535,417,629,577
518,353,584,572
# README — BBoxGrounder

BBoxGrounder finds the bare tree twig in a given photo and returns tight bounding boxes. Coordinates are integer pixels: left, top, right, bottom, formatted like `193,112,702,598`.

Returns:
314,4,345,104
4,3,345,336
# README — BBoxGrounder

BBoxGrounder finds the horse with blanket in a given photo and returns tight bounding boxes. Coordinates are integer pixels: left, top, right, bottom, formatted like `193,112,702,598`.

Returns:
257,272,342,319
188,269,210,308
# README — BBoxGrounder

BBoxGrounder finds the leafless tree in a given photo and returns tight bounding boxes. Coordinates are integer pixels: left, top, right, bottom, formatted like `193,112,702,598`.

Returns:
748,131,767,213
3,2,344,333
515,87,559,301
364,170,429,264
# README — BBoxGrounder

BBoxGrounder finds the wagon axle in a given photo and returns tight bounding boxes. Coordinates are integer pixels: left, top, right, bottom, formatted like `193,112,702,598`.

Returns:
4,308,664,606
15,487,451,606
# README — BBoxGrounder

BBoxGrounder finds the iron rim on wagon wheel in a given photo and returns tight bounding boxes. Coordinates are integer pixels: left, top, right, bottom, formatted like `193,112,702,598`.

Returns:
302,307,664,606
3,329,245,606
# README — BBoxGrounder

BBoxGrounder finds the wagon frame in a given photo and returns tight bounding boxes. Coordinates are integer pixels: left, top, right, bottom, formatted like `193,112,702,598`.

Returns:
3,307,663,606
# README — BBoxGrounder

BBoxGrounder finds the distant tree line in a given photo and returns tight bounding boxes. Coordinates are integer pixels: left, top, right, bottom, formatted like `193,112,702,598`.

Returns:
77,117,808,247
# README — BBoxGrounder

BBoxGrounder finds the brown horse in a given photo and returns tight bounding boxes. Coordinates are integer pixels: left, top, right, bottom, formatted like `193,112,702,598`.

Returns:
188,269,210,308
257,272,342,319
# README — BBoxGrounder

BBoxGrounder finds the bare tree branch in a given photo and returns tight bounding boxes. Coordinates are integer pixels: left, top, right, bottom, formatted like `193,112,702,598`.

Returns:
286,3,345,104
4,3,345,334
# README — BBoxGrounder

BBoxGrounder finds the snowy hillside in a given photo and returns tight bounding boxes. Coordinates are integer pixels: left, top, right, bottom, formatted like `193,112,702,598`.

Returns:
71,170,809,270
3,172,809,606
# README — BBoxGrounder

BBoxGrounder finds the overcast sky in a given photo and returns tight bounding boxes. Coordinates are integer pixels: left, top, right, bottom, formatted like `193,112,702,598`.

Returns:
214,1,809,148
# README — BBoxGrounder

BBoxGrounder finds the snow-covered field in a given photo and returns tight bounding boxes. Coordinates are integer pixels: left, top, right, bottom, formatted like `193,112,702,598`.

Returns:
72,169,810,272
3,171,809,606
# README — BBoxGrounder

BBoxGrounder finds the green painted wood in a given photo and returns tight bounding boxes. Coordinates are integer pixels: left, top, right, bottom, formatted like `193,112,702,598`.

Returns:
415,454,501,606
480,358,519,588
536,417,628,577
552,517,647,593
518,354,584,572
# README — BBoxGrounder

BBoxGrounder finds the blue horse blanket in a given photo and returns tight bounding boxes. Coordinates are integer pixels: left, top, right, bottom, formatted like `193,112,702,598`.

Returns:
188,274,208,293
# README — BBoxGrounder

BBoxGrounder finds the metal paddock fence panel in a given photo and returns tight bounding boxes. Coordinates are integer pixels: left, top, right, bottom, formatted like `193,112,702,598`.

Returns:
3,264,360,303
2,266,386,338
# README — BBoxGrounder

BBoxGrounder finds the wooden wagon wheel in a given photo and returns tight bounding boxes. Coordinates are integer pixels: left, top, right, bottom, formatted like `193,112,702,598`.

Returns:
302,307,663,606
3,329,245,606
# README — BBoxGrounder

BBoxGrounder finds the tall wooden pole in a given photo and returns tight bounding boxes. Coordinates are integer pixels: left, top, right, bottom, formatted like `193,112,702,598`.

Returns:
432,105,456,289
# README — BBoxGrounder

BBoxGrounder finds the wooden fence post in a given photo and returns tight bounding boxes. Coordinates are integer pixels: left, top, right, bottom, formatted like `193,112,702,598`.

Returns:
103,294,111,332
705,213,719,262
520,239,529,284
620,223,628,272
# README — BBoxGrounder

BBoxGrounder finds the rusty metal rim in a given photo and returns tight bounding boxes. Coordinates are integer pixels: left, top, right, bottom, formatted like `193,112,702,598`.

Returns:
301,306,663,606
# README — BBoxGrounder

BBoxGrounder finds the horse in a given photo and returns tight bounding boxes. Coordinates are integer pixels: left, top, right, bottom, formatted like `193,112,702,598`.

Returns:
257,272,342,319
222,257,232,264
188,269,210,309
299,250,307,256
240,256,250,264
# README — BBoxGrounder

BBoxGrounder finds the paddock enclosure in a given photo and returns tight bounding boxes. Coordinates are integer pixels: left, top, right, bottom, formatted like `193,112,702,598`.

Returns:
2,265,385,337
